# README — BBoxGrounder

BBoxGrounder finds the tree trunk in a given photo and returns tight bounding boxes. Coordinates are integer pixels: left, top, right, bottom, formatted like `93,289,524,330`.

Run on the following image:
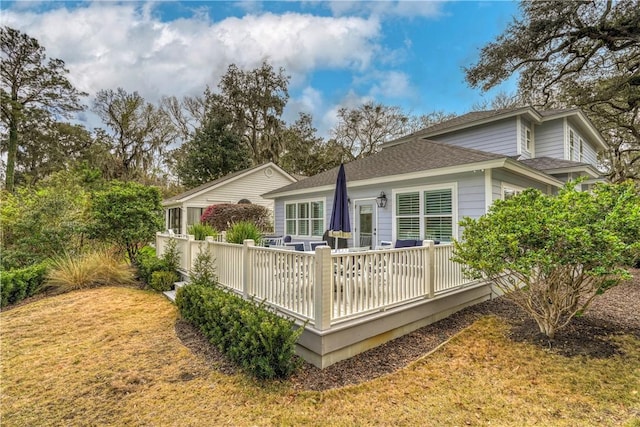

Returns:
5,117,18,192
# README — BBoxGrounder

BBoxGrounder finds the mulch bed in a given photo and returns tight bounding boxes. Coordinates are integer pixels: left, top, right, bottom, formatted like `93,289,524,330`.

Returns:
176,268,640,391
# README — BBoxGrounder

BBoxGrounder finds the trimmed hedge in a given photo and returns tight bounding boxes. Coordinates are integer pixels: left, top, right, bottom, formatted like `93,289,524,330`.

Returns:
1,262,49,307
176,284,303,380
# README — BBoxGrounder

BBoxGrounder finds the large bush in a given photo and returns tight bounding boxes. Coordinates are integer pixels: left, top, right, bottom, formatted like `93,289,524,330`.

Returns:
176,284,303,380
0,171,90,269
200,203,272,232
0,262,49,307
453,181,640,339
88,181,164,264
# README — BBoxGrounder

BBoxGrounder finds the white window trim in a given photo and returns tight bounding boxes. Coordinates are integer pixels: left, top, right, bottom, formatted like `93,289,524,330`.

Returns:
501,183,526,200
391,183,458,242
524,125,534,155
284,198,325,238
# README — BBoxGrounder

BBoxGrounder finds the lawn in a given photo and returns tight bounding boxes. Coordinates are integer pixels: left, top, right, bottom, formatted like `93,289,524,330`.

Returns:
1,286,639,426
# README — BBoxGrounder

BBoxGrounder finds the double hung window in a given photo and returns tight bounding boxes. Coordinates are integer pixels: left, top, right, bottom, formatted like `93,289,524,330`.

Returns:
285,200,324,237
395,186,455,242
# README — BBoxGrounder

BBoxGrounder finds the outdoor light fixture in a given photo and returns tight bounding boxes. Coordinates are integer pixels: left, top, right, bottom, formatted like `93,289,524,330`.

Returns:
376,191,387,208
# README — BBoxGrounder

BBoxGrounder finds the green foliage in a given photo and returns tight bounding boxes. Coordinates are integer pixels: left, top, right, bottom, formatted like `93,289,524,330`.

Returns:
453,181,640,338
176,284,303,380
46,250,135,293
149,270,178,292
225,221,263,245
187,223,219,241
189,244,218,287
88,181,164,264
161,238,181,272
175,115,251,189
1,26,86,192
0,262,49,307
201,204,271,233
135,246,166,284
0,170,91,269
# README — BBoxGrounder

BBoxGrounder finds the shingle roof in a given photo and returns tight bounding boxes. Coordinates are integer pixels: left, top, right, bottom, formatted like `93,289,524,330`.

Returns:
518,157,593,171
264,139,505,196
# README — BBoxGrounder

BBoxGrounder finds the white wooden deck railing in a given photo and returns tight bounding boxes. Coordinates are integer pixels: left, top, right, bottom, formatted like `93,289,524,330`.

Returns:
156,233,479,329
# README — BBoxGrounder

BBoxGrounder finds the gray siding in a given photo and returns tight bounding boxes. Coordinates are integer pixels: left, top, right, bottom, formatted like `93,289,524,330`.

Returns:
567,120,599,167
430,118,518,157
493,170,549,194
275,171,488,245
535,120,565,159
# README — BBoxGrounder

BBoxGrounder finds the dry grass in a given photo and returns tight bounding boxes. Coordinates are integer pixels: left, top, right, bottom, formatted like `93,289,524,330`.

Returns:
46,250,135,292
1,287,638,426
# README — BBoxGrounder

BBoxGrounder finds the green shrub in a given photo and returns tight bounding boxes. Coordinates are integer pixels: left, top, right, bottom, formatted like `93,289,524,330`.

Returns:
135,246,166,284
187,223,219,241
225,221,263,245
161,238,180,272
200,203,272,232
149,270,178,292
0,262,49,307
176,284,303,380
46,250,135,293
190,244,218,287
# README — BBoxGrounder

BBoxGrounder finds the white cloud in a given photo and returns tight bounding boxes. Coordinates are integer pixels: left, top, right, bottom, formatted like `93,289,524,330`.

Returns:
367,70,414,99
2,3,381,105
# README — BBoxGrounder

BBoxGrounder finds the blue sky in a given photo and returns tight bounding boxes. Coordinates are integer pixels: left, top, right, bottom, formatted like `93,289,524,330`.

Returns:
2,1,520,136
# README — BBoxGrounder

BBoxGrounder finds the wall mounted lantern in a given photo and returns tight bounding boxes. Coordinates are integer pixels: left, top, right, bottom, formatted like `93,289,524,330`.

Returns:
376,191,387,208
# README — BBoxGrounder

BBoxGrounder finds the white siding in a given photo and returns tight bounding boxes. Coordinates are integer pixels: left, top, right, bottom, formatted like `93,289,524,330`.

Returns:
430,118,518,156
186,167,294,211
535,120,565,159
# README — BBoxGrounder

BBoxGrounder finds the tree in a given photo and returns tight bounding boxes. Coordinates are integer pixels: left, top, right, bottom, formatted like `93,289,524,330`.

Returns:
93,88,177,180
406,110,458,133
9,118,94,185
279,113,342,176
0,26,86,192
0,170,91,269
174,113,251,189
88,181,164,264
331,102,411,160
213,62,290,164
453,181,640,339
465,1,640,182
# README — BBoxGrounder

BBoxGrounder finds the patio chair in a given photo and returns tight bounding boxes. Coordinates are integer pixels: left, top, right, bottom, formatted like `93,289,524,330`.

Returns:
285,242,306,252
394,239,422,248
322,230,348,249
310,241,329,251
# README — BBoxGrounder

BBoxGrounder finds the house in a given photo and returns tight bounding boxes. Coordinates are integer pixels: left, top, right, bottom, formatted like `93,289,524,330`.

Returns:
163,162,297,235
263,107,607,248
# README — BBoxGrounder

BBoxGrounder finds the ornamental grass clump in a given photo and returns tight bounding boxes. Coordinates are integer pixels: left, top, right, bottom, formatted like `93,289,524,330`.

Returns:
187,223,218,241
46,250,135,293
225,221,263,245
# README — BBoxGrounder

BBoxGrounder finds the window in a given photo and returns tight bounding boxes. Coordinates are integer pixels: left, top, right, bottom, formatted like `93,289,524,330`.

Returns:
395,186,455,242
579,138,584,161
167,208,181,233
501,184,525,200
187,207,205,226
525,127,532,152
285,200,324,237
569,129,575,160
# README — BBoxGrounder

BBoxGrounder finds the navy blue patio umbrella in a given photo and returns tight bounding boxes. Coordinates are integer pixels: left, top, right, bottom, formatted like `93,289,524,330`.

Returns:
328,163,351,248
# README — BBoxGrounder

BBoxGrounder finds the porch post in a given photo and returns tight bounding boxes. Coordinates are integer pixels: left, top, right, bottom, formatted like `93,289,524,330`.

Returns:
186,234,195,272
424,240,435,298
314,246,332,331
242,240,255,299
